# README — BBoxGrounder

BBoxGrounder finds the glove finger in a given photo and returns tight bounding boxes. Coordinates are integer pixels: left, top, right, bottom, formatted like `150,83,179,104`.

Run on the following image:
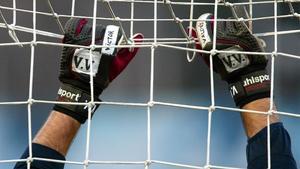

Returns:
64,18,88,37
224,18,251,36
186,27,212,66
196,13,214,50
187,27,202,50
109,33,144,82
64,18,106,45
80,20,106,43
75,19,93,39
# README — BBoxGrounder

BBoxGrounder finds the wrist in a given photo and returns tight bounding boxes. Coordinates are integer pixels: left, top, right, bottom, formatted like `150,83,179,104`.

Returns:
53,83,101,124
228,69,271,107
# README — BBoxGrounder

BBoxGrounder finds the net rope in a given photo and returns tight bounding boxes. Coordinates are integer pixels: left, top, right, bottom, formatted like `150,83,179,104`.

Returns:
0,0,299,169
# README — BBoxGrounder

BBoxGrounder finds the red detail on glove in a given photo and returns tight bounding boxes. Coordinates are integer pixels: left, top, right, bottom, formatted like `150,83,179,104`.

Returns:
210,16,215,34
187,15,214,51
109,33,144,82
187,27,202,51
187,27,214,66
75,18,88,36
187,27,212,66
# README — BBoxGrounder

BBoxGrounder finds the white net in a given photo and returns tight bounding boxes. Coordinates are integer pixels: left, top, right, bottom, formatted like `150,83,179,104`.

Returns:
0,0,299,169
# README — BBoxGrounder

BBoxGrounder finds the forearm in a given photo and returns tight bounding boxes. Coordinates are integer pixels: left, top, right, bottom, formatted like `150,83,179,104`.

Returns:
14,17,143,169
243,98,297,168
241,98,280,138
33,111,81,156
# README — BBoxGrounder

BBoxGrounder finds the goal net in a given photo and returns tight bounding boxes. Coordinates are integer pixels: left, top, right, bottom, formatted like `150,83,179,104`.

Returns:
0,0,299,169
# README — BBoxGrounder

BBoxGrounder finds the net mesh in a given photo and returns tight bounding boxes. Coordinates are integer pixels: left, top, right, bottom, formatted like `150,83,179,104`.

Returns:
0,0,299,169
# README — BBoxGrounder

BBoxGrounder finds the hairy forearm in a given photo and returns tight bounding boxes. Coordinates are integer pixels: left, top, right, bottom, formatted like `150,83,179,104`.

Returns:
33,111,81,156
241,98,280,138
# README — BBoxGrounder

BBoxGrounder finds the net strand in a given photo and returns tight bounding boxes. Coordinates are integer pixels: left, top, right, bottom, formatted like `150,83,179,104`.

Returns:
0,9,22,47
83,0,100,168
91,0,296,6
186,0,196,62
12,0,16,26
146,0,158,168
163,0,196,62
0,0,299,168
102,0,130,44
45,0,65,34
26,0,37,168
267,0,279,168
71,0,76,17
205,0,220,166
130,0,134,37
164,0,190,40
286,1,300,22
1,2,299,22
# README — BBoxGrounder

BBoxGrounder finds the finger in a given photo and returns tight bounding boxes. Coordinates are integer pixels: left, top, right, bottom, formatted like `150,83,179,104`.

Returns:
64,18,88,36
233,5,251,29
187,27,202,50
109,33,144,82
230,6,252,34
81,20,106,40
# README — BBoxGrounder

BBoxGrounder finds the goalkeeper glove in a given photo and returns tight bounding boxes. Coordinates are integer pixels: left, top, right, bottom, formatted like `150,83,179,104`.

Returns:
189,13,270,107
53,18,143,123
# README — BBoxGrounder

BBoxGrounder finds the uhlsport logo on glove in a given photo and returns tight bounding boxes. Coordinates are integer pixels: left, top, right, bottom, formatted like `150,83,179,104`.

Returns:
243,74,270,87
229,73,270,97
72,48,101,76
58,87,81,102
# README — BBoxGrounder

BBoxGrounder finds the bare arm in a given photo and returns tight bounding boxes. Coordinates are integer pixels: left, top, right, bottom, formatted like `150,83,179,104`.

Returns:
241,98,279,138
33,111,80,156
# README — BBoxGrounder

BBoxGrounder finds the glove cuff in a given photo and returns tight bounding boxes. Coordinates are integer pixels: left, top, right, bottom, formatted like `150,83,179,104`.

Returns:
53,84,100,124
228,70,271,107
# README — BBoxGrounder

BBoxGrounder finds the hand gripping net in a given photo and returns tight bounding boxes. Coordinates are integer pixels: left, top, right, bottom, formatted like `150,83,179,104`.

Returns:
0,0,299,169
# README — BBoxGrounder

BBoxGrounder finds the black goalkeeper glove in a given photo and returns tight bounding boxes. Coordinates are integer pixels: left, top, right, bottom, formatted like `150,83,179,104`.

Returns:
53,18,143,123
188,13,270,107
